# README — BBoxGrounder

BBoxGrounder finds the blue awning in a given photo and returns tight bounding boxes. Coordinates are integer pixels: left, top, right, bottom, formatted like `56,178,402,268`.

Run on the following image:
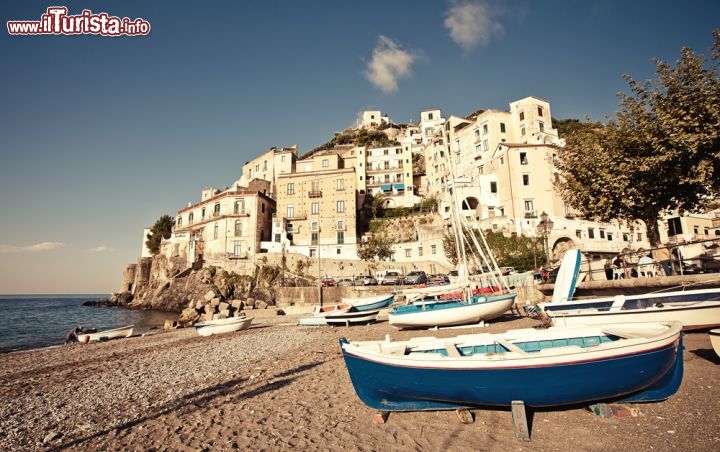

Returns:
394,183,405,190
380,184,392,192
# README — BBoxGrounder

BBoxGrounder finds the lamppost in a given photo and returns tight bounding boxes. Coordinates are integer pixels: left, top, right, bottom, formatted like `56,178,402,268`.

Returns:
536,211,554,266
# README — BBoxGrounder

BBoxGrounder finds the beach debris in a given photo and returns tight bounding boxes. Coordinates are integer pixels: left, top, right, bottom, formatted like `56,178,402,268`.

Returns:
455,409,475,424
373,411,390,425
42,431,62,444
588,403,613,419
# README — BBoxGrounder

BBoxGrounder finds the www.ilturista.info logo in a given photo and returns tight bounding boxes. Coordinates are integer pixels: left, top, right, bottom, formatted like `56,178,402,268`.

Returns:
7,6,150,36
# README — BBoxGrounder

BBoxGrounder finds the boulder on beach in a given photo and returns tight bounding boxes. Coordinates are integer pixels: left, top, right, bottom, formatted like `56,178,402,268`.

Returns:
203,290,217,302
230,299,243,310
210,297,221,307
256,300,268,310
245,298,255,307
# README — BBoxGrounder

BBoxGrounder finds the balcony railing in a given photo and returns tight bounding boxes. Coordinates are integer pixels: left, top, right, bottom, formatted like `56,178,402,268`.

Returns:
227,252,248,260
308,190,322,198
524,210,538,218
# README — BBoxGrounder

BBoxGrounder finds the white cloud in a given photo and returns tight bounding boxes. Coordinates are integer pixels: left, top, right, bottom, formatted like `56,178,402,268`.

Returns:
0,242,65,253
88,245,110,253
444,1,504,51
364,36,416,93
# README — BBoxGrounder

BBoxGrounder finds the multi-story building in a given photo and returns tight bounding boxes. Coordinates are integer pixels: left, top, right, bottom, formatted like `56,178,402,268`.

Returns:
419,109,445,145
165,180,275,270
235,145,298,197
267,151,358,258
360,110,390,128
365,145,419,207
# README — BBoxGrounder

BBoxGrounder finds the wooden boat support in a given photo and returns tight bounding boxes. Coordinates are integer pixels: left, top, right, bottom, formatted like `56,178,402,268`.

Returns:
511,401,531,441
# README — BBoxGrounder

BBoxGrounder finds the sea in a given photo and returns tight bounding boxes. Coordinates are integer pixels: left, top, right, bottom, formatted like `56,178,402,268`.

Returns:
0,295,174,353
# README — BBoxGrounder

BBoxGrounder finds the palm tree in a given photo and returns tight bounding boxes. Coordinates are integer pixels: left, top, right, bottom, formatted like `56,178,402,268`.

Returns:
370,192,386,219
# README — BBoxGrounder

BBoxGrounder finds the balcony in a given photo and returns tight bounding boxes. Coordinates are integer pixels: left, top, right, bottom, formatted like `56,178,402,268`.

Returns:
334,223,347,231
212,211,220,218
308,190,322,198
227,252,248,260
286,214,307,221
524,210,538,219
286,225,300,234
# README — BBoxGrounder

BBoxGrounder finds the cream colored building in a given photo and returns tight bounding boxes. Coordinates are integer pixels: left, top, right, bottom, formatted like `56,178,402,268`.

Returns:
164,183,275,270
235,145,298,197
365,145,419,207
360,110,390,128
268,152,358,259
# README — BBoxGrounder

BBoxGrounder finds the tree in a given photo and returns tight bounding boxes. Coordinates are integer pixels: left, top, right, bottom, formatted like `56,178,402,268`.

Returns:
357,234,395,264
145,214,175,255
443,229,544,272
370,192,386,219
555,31,720,246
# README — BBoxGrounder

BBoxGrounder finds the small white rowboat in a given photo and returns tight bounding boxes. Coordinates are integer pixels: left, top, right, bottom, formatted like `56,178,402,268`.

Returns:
78,325,134,343
194,316,252,337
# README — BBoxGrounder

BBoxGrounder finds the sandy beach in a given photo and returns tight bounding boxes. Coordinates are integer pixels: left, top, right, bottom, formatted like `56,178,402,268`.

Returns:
1,312,718,451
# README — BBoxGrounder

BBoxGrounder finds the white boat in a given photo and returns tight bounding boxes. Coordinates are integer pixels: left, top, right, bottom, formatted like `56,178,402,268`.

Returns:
78,325,134,343
709,329,720,357
325,309,380,326
389,293,516,329
312,303,352,316
551,249,582,304
539,288,720,330
194,316,252,336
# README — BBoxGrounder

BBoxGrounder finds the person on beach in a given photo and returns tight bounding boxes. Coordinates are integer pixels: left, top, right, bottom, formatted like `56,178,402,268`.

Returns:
64,325,85,345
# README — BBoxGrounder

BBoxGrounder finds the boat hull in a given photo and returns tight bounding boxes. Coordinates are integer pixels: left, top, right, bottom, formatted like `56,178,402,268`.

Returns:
195,317,252,336
545,301,720,330
325,309,380,326
389,293,515,329
340,332,682,411
710,329,720,358
343,294,394,311
78,325,134,343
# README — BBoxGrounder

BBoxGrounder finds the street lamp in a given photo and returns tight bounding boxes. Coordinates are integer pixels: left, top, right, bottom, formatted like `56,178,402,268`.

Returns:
536,211,554,266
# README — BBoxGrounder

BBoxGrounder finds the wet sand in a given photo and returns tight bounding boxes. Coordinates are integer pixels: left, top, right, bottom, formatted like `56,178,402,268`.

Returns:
0,313,718,451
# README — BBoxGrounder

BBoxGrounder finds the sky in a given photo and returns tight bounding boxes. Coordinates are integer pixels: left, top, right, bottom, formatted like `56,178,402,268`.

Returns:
1,0,718,294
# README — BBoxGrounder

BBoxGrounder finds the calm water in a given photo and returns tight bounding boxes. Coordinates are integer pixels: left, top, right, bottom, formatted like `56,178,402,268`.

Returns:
0,295,175,353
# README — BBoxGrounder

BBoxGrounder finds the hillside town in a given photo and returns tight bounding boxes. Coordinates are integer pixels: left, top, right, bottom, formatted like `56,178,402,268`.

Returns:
125,95,719,293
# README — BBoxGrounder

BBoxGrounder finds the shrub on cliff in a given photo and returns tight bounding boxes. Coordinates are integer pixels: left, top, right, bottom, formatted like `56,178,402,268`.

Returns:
145,214,175,255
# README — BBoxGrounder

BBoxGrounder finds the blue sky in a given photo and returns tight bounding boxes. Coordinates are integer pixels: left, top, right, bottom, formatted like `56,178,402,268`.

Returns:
1,0,718,294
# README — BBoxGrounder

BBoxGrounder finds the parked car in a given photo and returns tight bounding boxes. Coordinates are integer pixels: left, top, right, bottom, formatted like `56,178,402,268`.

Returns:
362,276,378,286
321,276,335,287
380,271,403,285
405,270,428,285
336,278,353,287
428,274,450,285
352,275,367,286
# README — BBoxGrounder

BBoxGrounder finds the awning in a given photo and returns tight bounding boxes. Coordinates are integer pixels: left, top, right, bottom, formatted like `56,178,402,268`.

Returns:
380,184,392,192
394,183,405,190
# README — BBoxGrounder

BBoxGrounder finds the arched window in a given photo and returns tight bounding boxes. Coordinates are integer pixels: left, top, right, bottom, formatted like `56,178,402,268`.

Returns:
235,220,242,237
213,223,219,239
177,217,182,227
213,203,220,216
188,213,194,224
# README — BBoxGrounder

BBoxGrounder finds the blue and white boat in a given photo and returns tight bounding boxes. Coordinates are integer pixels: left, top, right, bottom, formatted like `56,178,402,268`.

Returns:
340,322,683,411
342,293,395,312
388,292,517,329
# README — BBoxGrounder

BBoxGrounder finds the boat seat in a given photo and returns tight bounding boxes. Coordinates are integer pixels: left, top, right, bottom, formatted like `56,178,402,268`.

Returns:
494,337,527,355
609,295,626,312
443,342,462,358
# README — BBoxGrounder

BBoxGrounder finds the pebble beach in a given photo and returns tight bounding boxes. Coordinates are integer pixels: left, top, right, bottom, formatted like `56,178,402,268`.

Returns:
1,312,718,451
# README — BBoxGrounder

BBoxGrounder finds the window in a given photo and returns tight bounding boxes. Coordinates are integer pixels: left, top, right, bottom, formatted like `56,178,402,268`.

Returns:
336,248,341,255
201,208,205,219
588,228,595,239
483,139,488,151
287,205,294,218
384,161,390,169
311,202,319,214
234,220,242,236
490,181,497,193
234,241,242,256
177,217,182,227
213,203,220,215
418,247,423,256
522,174,530,186
524,200,534,212
474,129,480,139
499,208,505,216
311,221,319,232
519,111,525,121
637,233,643,242
521,127,526,136
520,152,528,165
274,233,280,242
425,127,433,136
575,230,582,239
337,220,344,229
337,201,345,213
428,112,433,120
336,179,344,190
311,232,318,245
287,183,294,195
281,155,285,162
311,180,319,192
405,249,411,258
309,248,316,257
483,124,488,134
705,227,710,235
599,229,606,239
455,139,461,151
248,169,252,178
500,123,506,133
255,164,259,172
537,106,543,117
431,245,437,254
693,225,699,234
539,121,545,132
213,223,219,239
189,213,194,223
261,204,265,213
234,200,244,214
322,159,329,167
384,149,389,155
500,156,505,165
456,154,461,164
475,144,481,153
337,231,345,244
607,233,613,241
623,233,629,242
263,160,267,170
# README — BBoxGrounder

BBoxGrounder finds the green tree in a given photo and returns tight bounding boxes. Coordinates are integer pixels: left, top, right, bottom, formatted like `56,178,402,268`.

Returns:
555,31,720,246
370,192,386,219
443,229,544,272
145,214,175,255
357,234,395,263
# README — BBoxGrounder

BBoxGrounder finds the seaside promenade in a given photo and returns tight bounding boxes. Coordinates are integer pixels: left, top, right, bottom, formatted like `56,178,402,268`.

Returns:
0,312,717,451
